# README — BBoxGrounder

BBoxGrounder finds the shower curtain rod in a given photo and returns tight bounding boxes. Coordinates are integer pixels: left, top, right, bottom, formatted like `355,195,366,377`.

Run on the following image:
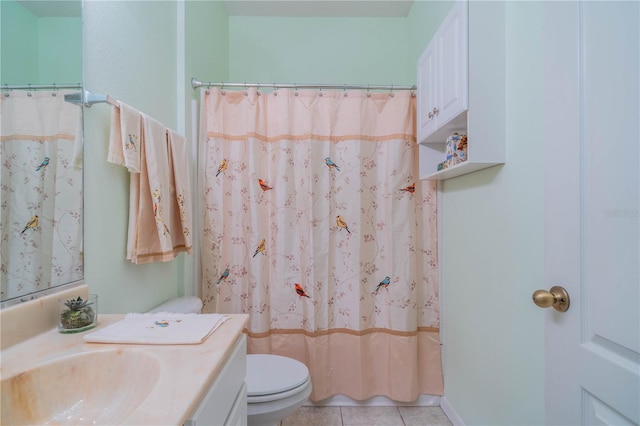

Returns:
2,85,110,108
191,78,416,92
1,83,82,91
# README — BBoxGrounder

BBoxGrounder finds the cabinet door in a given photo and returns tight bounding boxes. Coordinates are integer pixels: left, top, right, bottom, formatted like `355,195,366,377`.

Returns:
435,0,468,128
417,41,437,143
185,335,247,426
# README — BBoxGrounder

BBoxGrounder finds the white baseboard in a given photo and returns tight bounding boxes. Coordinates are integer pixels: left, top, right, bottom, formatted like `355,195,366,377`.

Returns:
304,394,441,407
440,396,465,426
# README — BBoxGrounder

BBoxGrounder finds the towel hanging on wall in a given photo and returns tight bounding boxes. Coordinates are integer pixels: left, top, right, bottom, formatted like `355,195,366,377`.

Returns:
107,99,192,264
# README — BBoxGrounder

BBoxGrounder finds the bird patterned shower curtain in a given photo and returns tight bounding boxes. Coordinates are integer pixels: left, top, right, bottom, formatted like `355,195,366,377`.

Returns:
1,91,83,300
200,87,443,401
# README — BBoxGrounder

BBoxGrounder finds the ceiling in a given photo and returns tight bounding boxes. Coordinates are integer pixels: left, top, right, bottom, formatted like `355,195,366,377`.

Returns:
17,0,81,17
222,0,414,17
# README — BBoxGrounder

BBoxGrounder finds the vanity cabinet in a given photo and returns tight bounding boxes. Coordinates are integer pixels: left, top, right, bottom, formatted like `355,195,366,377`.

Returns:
185,334,247,426
417,1,506,180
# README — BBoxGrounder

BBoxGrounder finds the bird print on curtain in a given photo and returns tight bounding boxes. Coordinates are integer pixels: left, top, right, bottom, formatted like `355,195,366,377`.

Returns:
35,156,49,171
21,215,39,233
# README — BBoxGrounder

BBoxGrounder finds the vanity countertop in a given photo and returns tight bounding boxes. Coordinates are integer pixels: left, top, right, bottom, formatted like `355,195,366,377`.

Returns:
1,313,249,425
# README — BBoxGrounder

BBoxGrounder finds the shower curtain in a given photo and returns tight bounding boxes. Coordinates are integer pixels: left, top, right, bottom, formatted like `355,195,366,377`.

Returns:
0,91,83,300
200,87,443,401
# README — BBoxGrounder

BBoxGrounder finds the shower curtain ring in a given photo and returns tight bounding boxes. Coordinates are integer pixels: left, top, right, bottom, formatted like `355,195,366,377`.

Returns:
390,84,394,98
367,84,371,97
52,83,58,96
220,82,225,95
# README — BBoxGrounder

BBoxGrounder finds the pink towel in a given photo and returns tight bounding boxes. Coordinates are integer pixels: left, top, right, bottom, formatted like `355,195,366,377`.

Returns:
130,116,173,263
119,102,142,173
107,102,192,264
167,129,193,250
107,101,142,172
107,104,123,165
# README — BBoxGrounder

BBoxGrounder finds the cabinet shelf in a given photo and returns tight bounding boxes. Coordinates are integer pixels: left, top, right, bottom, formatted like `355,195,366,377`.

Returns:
419,154,503,181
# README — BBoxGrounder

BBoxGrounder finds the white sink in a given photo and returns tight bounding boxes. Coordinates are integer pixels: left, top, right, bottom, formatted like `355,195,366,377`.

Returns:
1,349,160,425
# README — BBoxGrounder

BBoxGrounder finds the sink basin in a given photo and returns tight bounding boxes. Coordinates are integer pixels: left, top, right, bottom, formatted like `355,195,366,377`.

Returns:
1,349,160,425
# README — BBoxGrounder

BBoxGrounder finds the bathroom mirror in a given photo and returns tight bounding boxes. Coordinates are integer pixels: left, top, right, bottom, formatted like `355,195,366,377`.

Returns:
1,0,83,306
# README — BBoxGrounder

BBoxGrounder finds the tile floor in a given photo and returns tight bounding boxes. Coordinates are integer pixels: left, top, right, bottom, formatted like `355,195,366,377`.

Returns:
281,406,453,426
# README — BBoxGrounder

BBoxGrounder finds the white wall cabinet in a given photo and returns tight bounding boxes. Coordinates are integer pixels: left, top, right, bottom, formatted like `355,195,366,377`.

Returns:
417,1,506,181
185,334,247,426
417,0,468,144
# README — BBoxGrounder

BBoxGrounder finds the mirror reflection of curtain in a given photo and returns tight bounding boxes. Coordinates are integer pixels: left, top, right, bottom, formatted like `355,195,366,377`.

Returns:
1,91,83,301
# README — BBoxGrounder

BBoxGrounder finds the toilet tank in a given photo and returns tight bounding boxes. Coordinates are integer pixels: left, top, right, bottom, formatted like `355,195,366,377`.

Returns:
147,296,203,314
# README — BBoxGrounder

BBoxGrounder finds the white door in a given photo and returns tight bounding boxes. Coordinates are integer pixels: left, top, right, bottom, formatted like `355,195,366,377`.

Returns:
543,2,639,425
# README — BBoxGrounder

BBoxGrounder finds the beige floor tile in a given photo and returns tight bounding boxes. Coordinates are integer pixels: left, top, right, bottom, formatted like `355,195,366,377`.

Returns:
281,406,343,426
340,406,405,426
398,406,453,426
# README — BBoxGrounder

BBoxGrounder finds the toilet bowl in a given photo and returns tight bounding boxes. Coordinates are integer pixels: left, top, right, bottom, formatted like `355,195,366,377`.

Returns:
246,354,312,426
148,297,312,426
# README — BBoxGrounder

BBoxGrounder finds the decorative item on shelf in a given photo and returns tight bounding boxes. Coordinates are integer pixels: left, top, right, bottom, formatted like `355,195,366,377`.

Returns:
445,134,456,167
58,294,98,333
454,134,468,165
442,132,469,171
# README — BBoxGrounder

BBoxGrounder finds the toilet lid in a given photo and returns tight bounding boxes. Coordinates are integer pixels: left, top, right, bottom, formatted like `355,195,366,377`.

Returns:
247,354,310,396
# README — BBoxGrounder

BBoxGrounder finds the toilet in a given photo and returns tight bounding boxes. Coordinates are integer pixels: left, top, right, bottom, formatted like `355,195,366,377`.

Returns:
148,297,312,426
246,353,312,426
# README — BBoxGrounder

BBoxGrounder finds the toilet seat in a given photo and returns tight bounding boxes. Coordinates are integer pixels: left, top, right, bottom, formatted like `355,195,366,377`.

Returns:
247,354,310,403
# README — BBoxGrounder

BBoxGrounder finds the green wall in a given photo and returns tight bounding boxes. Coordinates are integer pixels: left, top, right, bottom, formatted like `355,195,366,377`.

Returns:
0,0,81,85
38,17,83,84
186,0,229,87
1,0,39,83
229,16,411,84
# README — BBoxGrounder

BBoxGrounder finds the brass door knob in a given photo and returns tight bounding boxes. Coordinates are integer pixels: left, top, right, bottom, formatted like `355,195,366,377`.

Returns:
532,286,570,312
